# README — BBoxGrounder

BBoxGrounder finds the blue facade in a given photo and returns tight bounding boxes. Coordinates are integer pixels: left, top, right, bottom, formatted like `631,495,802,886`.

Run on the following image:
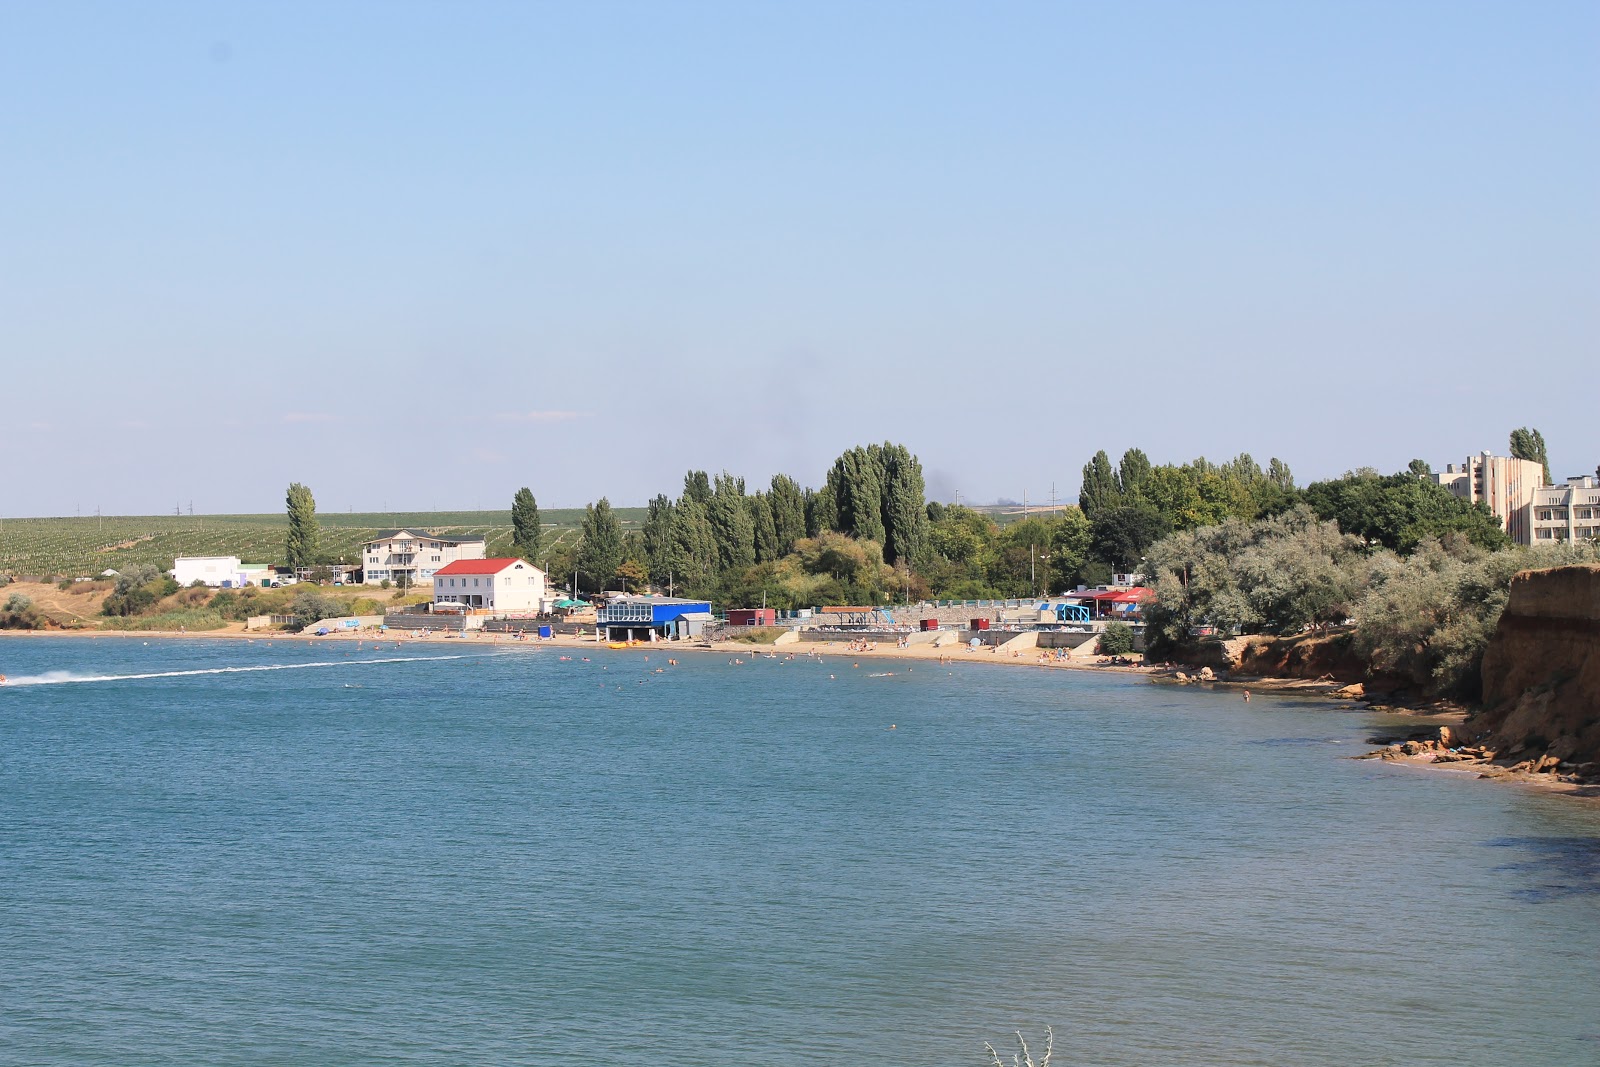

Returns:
653,601,710,625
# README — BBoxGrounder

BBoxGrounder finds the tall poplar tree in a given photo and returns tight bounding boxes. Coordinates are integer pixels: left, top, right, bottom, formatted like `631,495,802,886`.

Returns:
576,498,624,593
768,474,807,556
511,487,541,562
707,472,756,573
642,493,675,581
881,442,929,566
285,482,319,568
1078,451,1120,517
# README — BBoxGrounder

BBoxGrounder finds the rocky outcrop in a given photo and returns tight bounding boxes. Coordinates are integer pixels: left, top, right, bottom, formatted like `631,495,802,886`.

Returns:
1468,565,1600,768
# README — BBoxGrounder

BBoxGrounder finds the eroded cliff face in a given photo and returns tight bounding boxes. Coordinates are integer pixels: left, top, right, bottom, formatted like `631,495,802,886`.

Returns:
1469,565,1600,767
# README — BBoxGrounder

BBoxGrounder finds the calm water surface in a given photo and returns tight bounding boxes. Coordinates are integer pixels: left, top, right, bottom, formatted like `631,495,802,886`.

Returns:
1,637,1597,1066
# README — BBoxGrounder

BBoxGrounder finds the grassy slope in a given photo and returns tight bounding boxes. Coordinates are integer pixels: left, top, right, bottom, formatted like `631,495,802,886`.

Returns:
0,509,647,578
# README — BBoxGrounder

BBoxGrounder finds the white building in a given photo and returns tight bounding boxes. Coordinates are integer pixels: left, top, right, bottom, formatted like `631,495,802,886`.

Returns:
170,556,274,588
362,529,487,585
432,558,547,613
1432,452,1545,545
1532,476,1600,544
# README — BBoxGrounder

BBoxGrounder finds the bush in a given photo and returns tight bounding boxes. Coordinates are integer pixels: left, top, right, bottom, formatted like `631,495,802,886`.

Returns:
1,593,44,630
58,578,75,591
380,579,391,589
1098,620,1135,656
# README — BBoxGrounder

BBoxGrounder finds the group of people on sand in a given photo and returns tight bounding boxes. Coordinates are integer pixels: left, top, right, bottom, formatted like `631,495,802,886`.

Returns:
843,640,878,653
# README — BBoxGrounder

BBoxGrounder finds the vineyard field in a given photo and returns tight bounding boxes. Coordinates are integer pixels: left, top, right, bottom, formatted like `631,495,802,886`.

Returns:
0,509,646,579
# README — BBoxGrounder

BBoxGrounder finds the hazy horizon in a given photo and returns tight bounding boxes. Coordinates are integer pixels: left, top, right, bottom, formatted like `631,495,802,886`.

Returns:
4,2,1595,516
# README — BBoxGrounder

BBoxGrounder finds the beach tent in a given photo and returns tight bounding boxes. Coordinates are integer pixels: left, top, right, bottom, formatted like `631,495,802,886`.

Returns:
554,598,590,609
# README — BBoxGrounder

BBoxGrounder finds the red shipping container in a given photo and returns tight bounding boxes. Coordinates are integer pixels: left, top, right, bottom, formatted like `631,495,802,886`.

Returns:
970,618,990,630
919,618,939,631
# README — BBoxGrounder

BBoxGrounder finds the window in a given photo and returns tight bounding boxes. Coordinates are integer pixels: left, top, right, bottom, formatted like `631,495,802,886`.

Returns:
1536,529,1553,539
474,578,480,587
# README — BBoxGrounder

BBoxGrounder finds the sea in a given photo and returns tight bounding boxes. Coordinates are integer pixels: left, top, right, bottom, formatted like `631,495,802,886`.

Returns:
1,637,1597,1066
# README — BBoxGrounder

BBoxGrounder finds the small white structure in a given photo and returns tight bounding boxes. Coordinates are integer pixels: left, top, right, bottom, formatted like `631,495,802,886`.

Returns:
432,558,547,613
171,556,272,588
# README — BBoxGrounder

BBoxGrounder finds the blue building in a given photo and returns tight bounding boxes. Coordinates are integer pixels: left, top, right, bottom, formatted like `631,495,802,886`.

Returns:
595,596,715,641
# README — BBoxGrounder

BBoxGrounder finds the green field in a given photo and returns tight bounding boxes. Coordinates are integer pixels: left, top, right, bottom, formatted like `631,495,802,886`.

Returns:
0,509,647,579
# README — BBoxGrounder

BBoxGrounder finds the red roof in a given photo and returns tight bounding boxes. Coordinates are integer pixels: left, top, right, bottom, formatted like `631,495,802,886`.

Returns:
432,558,530,576
1068,587,1151,602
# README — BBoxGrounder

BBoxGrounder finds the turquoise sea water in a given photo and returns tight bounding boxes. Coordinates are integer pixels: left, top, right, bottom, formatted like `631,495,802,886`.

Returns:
1,637,1597,1066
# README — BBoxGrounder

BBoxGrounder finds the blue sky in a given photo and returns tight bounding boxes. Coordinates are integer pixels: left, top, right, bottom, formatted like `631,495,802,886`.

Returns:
3,1,1595,516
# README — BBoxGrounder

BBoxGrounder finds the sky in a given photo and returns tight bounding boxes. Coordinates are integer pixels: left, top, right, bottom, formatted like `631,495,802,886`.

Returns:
2,1,1596,517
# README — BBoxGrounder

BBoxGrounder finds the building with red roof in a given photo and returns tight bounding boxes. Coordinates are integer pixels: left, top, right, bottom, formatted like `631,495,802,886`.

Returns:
432,557,548,614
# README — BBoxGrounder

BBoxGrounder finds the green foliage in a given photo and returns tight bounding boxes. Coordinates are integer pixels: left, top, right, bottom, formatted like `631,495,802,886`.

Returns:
1,593,44,629
285,483,319,568
1117,448,1152,498
101,564,169,617
1354,539,1600,699
101,608,230,632
682,470,712,507
1090,506,1170,572
750,493,780,563
577,498,625,593
1303,470,1511,553
768,474,807,556
1098,620,1135,656
289,587,340,628
1141,505,1378,654
1508,426,1551,485
707,473,756,573
1079,450,1120,516
642,494,675,581
615,558,649,593
511,487,541,561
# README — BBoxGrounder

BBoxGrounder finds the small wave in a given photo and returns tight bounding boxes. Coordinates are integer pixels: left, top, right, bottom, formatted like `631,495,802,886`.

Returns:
1,655,475,687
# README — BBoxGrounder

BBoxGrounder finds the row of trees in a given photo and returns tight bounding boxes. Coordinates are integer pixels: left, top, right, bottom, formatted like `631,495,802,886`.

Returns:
525,438,1531,606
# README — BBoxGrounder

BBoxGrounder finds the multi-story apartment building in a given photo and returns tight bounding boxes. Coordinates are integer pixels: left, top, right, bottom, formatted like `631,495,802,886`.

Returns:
1432,452,1545,545
1531,476,1600,545
361,529,486,585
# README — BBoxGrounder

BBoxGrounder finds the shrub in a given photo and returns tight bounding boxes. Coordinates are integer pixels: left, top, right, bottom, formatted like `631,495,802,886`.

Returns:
1,593,44,629
1098,620,1135,656
380,579,391,589
58,578,75,591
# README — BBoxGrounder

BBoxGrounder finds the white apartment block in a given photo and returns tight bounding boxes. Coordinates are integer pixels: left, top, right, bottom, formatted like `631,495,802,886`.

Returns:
362,529,486,585
1433,452,1545,545
1532,476,1600,545
432,558,547,613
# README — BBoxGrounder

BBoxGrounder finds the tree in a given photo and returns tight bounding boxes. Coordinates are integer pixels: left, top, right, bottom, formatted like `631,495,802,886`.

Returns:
827,445,887,544
1098,621,1135,656
1407,458,1433,479
682,470,713,507
750,493,781,563
768,474,807,556
642,494,675,581
805,485,837,537
576,498,624,593
1116,448,1152,497
708,472,756,573
1267,457,1295,491
511,488,541,561
1078,450,1120,516
614,558,649,593
666,497,718,595
1304,471,1510,553
1509,427,1551,485
285,483,319,568
1049,507,1092,592
1089,505,1170,572
881,442,929,566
